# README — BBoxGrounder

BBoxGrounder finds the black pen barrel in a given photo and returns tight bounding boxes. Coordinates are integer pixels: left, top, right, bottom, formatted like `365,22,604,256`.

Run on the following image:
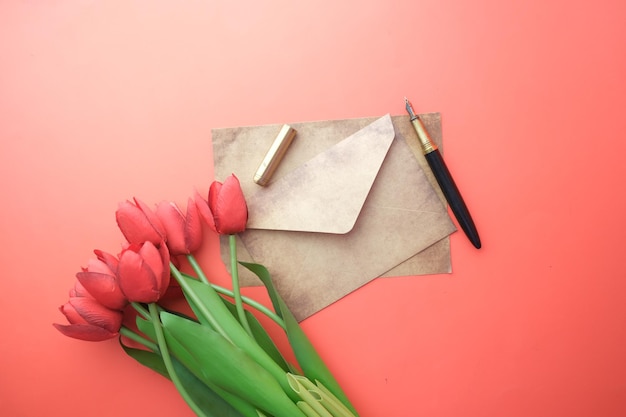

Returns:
425,150,481,249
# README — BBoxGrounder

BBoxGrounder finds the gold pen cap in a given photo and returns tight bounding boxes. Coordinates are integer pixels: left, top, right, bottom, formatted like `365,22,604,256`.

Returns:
254,124,297,186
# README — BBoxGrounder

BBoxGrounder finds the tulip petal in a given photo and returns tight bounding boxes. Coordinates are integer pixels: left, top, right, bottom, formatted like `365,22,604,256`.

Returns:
69,297,123,333
70,281,93,298
156,202,186,255
94,249,119,272
139,241,165,284
59,302,88,325
76,271,127,310
84,259,113,275
184,198,203,253
157,242,171,297
208,181,222,210
115,199,165,245
194,192,216,232
117,249,161,303
134,198,166,236
53,323,119,341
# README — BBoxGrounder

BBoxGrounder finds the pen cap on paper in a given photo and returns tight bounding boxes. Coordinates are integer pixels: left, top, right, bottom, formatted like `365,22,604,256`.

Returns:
254,124,297,186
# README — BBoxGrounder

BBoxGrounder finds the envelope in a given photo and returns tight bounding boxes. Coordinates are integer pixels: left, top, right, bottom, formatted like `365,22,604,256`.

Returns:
211,114,456,321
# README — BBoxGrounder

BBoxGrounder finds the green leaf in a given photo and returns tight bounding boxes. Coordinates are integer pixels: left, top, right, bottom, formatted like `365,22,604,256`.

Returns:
220,296,295,374
120,341,250,417
240,262,359,416
136,315,156,341
176,273,295,396
160,311,307,417
121,341,168,378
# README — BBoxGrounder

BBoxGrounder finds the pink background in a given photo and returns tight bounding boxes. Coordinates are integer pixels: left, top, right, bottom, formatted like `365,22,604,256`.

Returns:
2,1,625,416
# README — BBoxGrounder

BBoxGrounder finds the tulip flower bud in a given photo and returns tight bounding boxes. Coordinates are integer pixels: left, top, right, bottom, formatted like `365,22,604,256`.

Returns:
53,297,123,342
115,198,166,245
117,241,170,303
196,174,248,235
155,199,202,256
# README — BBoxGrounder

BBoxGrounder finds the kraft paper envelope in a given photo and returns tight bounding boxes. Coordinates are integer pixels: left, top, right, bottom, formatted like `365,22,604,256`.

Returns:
212,114,456,321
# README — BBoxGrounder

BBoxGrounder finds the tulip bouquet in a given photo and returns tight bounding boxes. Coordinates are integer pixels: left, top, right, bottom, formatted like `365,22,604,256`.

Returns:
54,175,360,417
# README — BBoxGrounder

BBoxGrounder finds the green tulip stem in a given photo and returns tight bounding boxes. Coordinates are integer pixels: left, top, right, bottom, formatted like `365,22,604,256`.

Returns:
186,254,210,285
229,234,253,337
148,303,208,417
288,374,333,417
180,270,285,329
211,282,286,331
297,402,322,417
186,254,273,330
182,254,285,329
169,261,233,343
313,380,357,417
120,326,158,352
131,302,151,320
288,374,356,417
181,270,284,328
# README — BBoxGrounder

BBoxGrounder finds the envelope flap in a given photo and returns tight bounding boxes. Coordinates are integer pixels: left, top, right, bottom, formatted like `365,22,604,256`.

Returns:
245,114,395,234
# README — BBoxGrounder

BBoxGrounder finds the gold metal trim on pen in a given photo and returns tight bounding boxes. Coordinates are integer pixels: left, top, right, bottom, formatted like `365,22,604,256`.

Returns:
254,124,297,186
405,97,438,154
410,116,438,154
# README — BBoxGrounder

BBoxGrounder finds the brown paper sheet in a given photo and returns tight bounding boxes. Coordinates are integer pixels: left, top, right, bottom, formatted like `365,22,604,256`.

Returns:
212,114,454,321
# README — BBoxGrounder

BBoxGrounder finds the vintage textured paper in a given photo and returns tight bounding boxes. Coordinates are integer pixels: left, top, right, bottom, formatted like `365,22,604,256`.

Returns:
212,114,455,321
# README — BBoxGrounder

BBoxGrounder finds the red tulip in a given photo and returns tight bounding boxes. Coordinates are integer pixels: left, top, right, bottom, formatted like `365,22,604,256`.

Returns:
75,250,127,310
196,174,248,235
155,199,202,255
117,241,170,303
115,198,166,245
54,297,123,342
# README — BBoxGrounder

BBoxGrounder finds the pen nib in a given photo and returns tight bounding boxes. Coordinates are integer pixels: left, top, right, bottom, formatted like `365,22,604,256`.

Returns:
404,97,417,119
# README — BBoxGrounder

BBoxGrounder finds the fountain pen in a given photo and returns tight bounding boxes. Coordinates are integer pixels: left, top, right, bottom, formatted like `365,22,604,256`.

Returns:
405,98,481,249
